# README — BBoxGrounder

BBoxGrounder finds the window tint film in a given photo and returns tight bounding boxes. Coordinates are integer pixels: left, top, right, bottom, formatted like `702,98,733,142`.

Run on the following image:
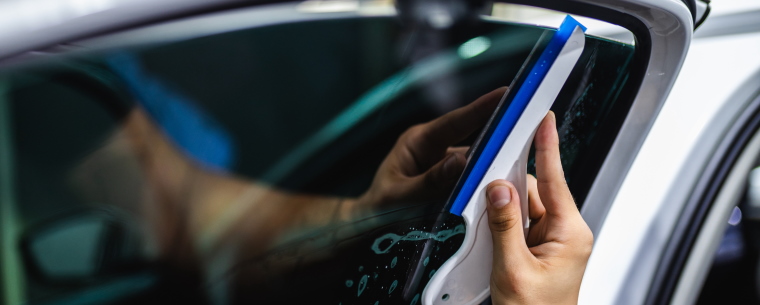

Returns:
1,4,637,305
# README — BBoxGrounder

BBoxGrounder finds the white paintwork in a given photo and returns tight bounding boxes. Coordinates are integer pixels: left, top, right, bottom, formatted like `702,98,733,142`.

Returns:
578,0,692,236
671,114,760,305
423,26,585,305
0,0,241,59
581,30,760,305
487,4,634,44
0,0,737,303
575,0,696,301
75,2,394,50
710,0,760,15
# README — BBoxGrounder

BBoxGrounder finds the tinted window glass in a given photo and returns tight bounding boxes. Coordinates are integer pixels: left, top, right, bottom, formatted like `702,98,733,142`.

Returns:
697,171,760,305
1,8,636,305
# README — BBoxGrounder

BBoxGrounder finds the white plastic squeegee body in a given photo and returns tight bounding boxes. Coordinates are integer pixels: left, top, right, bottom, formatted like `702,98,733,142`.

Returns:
422,24,586,305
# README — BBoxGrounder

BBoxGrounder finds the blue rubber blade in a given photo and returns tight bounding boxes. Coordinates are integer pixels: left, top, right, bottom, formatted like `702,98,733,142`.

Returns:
449,16,586,216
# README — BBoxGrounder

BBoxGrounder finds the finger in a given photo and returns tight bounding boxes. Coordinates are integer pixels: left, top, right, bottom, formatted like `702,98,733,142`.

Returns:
415,146,468,181
446,146,469,156
527,174,545,220
417,150,466,193
486,180,532,266
402,146,470,199
407,87,506,158
534,111,576,215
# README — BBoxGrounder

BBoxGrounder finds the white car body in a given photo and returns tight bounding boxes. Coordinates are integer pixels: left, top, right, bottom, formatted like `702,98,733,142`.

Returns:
1,0,759,304
583,2,760,304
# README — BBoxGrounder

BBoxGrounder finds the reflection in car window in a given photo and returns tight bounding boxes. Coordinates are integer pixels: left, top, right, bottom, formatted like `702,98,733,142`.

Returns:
696,206,758,304
2,8,637,305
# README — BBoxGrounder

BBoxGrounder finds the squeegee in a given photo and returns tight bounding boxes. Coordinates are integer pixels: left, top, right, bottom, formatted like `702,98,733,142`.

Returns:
422,16,587,305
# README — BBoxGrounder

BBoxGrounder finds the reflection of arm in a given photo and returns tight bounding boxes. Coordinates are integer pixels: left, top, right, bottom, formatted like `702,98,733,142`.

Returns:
122,107,352,261
122,86,505,270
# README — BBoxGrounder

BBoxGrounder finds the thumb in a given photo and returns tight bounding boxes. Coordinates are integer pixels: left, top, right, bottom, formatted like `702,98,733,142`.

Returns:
486,180,531,266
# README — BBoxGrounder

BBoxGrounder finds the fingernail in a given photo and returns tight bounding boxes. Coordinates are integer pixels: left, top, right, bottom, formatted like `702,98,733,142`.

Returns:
443,154,459,176
488,184,511,208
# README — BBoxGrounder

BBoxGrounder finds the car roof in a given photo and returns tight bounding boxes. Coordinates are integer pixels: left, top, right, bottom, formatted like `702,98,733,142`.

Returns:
0,0,699,61
0,0,273,60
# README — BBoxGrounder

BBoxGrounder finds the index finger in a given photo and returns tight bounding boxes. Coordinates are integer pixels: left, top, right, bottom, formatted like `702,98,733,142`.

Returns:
534,111,576,215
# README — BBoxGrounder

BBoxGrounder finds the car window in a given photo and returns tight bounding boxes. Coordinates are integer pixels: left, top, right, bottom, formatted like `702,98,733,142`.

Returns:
1,6,638,305
697,171,760,304
696,206,759,304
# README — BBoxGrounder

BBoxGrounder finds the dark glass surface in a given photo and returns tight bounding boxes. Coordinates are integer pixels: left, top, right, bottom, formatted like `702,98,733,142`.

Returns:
2,13,636,305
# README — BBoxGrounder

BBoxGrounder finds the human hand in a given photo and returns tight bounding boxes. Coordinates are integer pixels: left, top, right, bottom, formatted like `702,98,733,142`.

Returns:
351,87,507,212
485,112,593,305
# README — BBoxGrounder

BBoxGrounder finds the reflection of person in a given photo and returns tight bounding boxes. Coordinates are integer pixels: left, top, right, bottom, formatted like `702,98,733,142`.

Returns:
83,77,591,302
352,87,506,209
485,112,594,305
94,86,509,282
116,86,507,251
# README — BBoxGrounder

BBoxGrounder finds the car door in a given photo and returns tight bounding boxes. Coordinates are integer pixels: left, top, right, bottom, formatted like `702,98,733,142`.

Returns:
0,0,696,304
601,6,760,304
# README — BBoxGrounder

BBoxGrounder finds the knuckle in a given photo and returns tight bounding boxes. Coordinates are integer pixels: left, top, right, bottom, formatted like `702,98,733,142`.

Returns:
470,101,488,119
489,212,519,233
405,124,426,139
423,167,442,188
581,227,595,256
573,224,594,258
401,124,431,147
493,271,532,299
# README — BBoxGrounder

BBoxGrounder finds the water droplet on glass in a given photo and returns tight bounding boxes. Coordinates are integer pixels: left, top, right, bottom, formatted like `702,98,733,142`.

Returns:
423,257,429,266
346,280,354,288
389,280,398,294
370,225,463,254
359,266,364,272
358,275,369,296
411,293,420,305
429,269,436,278
391,257,398,268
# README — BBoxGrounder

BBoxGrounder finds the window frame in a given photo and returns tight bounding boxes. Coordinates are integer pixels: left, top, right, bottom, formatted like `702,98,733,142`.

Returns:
0,0,697,304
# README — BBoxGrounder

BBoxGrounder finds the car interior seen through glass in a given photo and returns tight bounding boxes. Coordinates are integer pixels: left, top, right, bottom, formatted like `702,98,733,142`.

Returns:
1,12,638,305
